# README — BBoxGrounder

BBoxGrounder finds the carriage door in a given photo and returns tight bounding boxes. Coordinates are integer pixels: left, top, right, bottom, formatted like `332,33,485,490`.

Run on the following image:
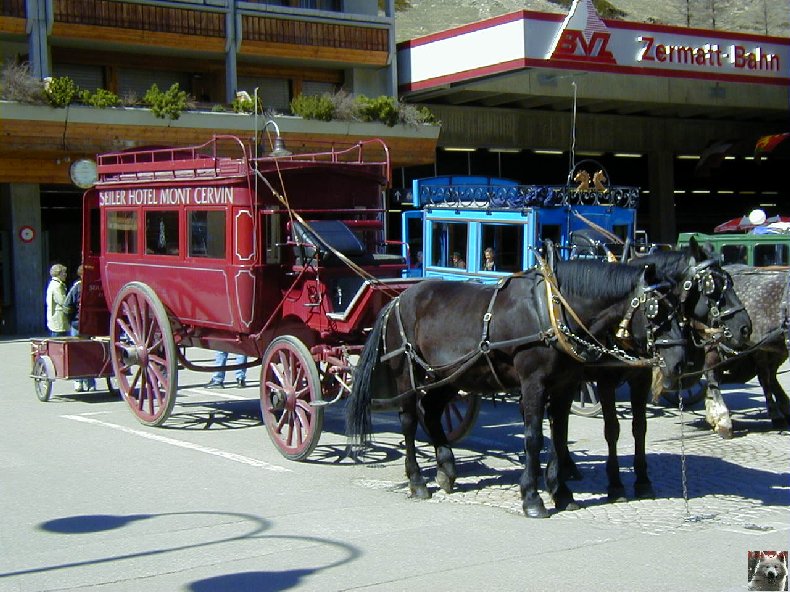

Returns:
80,190,111,336
401,210,423,277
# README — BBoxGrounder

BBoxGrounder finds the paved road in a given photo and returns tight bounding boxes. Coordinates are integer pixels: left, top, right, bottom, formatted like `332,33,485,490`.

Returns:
1,337,788,591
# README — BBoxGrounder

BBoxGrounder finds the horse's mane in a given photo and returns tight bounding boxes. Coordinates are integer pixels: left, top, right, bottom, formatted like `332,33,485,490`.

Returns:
628,249,692,281
555,260,643,299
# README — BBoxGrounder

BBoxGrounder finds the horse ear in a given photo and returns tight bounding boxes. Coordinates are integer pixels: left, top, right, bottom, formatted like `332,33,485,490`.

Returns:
687,235,703,260
642,262,658,284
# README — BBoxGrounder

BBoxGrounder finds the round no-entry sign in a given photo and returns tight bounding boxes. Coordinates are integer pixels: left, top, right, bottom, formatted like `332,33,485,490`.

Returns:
18,226,35,243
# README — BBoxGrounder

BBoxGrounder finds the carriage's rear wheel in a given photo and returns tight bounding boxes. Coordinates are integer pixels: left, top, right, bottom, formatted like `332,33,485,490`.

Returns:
660,380,707,408
110,282,178,427
571,382,602,417
33,355,55,402
419,393,482,445
260,336,324,461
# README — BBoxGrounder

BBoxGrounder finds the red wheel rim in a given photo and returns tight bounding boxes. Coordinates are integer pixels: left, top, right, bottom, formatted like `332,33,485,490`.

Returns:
260,337,323,461
110,284,177,426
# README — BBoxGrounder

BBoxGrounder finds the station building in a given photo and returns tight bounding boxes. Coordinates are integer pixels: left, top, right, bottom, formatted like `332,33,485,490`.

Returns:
394,0,789,245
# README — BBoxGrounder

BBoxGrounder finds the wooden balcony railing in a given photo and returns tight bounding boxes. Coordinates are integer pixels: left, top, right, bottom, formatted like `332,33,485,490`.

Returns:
53,0,225,37
242,15,388,52
1,0,25,18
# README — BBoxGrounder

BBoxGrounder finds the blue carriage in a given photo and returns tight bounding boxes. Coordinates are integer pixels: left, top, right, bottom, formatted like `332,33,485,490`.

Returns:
400,166,641,421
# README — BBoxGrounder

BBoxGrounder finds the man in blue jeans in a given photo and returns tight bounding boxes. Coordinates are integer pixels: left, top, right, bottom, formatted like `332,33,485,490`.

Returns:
205,351,247,388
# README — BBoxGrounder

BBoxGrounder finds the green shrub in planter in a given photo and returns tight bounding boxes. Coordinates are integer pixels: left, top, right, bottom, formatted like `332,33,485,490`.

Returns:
143,83,189,120
44,76,80,108
358,95,399,127
79,88,121,108
290,94,335,121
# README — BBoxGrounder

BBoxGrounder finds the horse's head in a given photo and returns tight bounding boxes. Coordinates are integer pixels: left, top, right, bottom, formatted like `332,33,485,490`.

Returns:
573,170,591,190
626,263,687,389
683,237,752,350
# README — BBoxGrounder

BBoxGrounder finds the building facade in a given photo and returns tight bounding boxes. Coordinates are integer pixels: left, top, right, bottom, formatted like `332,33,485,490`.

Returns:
394,1,789,247
0,0,440,334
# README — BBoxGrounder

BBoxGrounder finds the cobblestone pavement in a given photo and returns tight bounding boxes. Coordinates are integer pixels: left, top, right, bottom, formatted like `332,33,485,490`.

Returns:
352,369,790,537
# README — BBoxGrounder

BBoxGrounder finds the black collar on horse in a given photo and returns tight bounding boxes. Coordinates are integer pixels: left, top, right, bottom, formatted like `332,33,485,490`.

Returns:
346,258,687,518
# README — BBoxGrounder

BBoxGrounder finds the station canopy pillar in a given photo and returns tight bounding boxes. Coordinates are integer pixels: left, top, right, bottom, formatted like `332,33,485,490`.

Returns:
647,150,677,244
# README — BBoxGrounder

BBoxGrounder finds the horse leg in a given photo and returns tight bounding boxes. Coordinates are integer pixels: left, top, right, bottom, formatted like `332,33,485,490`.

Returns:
702,349,733,438
421,388,458,494
599,378,626,503
545,389,579,512
704,369,733,439
520,384,549,519
630,373,655,499
400,394,430,499
758,360,790,428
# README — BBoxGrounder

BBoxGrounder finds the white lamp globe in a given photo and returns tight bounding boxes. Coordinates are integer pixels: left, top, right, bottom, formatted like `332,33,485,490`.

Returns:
748,209,767,226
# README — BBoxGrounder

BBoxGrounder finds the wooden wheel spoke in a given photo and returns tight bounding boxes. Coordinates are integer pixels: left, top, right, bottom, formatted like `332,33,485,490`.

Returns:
268,362,287,389
123,296,142,340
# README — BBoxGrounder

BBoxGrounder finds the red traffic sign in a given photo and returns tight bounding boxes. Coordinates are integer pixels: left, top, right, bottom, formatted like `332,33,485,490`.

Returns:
18,225,35,243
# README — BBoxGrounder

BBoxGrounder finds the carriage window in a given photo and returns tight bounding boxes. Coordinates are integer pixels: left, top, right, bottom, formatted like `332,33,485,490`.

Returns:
189,211,226,259
146,211,180,255
430,221,468,268
480,223,524,273
106,211,138,254
754,243,788,267
720,244,747,265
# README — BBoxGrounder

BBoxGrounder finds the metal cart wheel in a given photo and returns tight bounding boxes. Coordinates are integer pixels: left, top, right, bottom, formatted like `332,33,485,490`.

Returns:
571,382,602,418
32,355,55,402
110,282,178,427
260,335,324,461
419,394,482,445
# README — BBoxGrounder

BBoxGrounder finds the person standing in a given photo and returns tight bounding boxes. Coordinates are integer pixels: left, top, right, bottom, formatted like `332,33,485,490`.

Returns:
483,247,497,271
205,351,248,388
65,264,96,392
45,264,70,337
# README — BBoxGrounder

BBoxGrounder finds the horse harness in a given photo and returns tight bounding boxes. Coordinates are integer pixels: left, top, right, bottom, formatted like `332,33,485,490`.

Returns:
681,259,745,348
379,262,678,397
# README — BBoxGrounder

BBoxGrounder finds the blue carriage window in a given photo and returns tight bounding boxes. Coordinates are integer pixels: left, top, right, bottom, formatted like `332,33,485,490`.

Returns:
106,211,138,254
189,211,226,259
430,221,468,268
480,223,523,273
145,211,180,256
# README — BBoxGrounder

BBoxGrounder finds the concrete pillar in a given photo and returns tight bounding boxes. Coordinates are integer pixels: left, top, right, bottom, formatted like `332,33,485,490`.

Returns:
224,8,238,104
26,0,51,78
8,184,45,335
647,150,677,244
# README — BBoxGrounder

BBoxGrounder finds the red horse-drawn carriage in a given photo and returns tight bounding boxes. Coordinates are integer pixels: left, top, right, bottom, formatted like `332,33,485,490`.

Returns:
32,130,418,459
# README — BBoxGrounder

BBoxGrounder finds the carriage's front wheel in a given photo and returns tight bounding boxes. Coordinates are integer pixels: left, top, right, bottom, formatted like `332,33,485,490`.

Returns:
33,355,55,402
260,336,324,461
110,282,178,427
571,382,602,417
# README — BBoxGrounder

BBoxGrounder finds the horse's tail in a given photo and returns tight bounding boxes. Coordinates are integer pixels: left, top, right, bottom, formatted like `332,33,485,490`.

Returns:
346,299,396,447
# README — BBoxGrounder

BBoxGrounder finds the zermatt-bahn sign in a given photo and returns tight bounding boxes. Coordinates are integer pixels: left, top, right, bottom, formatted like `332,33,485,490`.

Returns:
397,0,789,92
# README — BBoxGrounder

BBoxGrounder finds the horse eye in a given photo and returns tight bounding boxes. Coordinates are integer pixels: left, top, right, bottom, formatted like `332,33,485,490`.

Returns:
644,298,660,319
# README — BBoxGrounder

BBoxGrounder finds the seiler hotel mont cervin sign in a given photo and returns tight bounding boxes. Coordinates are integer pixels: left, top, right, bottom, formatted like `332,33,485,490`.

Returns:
397,0,789,92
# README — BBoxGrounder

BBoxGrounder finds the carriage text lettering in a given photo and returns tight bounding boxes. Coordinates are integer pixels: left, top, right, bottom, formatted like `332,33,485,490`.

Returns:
99,187,234,206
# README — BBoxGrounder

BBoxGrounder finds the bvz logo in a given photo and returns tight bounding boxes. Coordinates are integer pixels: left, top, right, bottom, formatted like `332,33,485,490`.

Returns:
549,0,617,64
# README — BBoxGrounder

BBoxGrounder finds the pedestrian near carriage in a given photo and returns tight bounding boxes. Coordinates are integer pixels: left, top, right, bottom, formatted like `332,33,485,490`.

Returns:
205,351,248,388
45,264,70,337
65,264,96,392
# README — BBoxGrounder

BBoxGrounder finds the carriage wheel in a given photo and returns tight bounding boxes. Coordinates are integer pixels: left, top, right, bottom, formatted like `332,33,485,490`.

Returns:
419,393,482,445
33,356,55,402
110,282,177,427
260,336,324,461
571,382,602,418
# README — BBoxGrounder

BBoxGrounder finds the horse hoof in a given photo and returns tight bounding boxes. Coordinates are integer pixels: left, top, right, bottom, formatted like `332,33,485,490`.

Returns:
607,488,627,503
714,425,733,439
436,471,455,494
770,418,788,429
409,484,432,500
559,500,581,512
634,483,655,499
523,499,550,518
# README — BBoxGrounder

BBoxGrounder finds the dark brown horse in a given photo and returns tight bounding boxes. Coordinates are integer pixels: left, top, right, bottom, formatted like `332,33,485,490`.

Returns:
578,239,752,502
347,259,687,518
